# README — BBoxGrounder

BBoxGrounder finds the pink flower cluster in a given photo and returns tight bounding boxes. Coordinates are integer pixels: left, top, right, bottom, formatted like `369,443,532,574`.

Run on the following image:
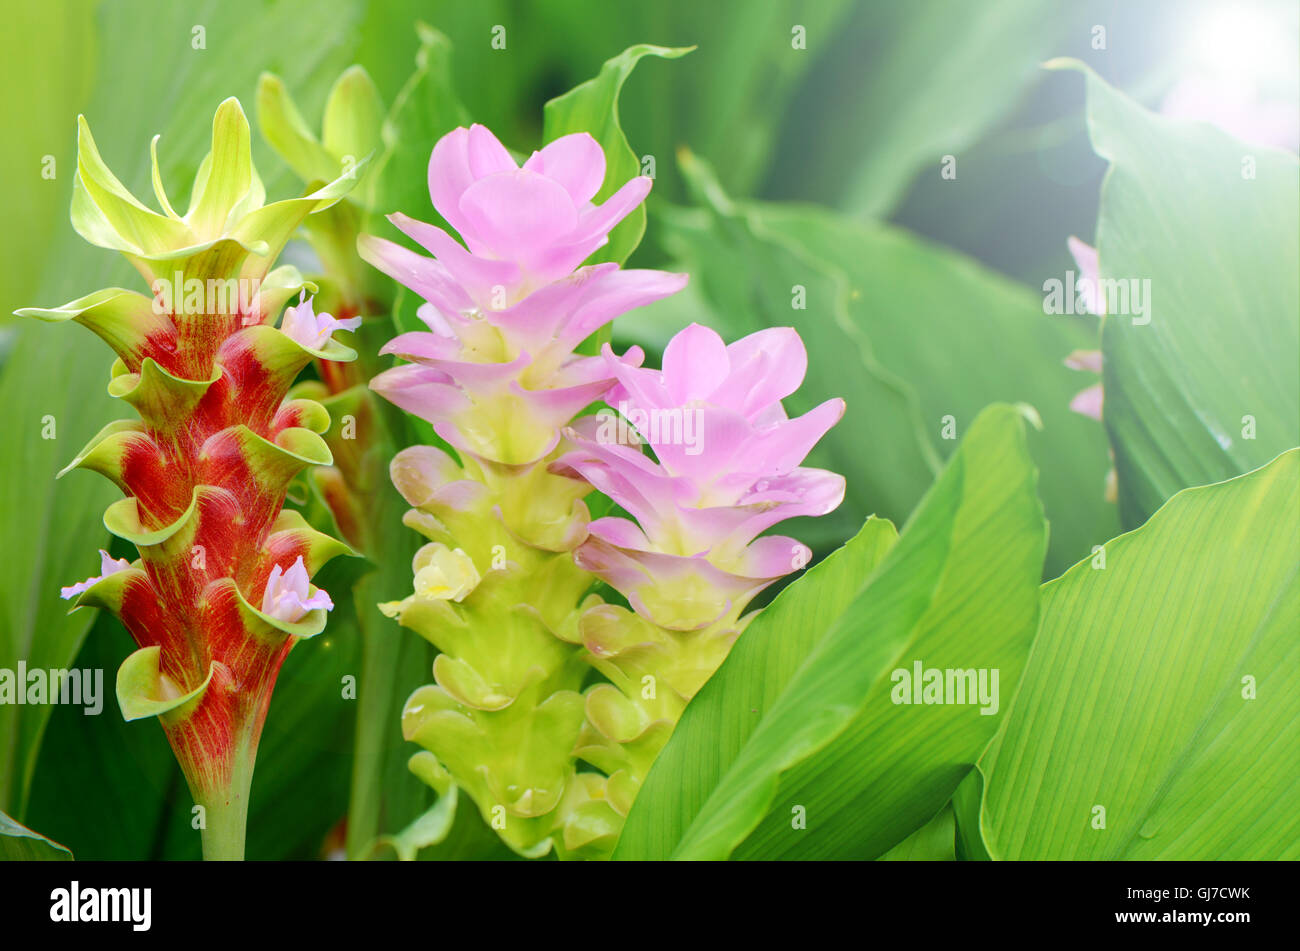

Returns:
365,123,846,630
361,124,685,466
554,323,846,630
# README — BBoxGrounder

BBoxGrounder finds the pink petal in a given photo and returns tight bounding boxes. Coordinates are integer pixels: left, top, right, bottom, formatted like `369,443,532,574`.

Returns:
370,364,472,425
427,125,517,243
570,175,652,245
457,170,579,267
1064,349,1103,374
523,133,606,205
1068,236,1100,315
716,327,808,416
301,587,335,613
357,234,473,315
465,123,517,177
661,323,731,404
261,563,286,614
388,213,521,307
427,128,478,241
1070,382,1105,421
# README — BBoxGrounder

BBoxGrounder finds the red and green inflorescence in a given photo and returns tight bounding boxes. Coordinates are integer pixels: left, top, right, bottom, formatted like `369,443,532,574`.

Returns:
19,99,362,856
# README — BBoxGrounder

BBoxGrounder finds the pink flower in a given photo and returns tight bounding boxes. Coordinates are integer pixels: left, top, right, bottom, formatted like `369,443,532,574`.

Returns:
280,295,362,350
60,549,132,600
361,125,653,308
362,125,686,466
552,323,845,629
261,555,334,623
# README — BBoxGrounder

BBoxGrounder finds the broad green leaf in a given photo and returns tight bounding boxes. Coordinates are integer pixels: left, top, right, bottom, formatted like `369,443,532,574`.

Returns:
0,809,71,861
614,516,897,860
542,44,692,267
731,403,1046,860
764,0,1075,216
25,611,183,860
981,449,1300,859
525,0,855,200
616,404,1046,860
0,0,93,332
372,23,470,225
1058,61,1300,525
878,804,955,861
634,154,1115,575
951,766,991,861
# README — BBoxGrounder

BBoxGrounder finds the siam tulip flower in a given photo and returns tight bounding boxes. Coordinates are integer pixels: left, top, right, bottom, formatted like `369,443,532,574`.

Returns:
279,295,362,351
364,122,687,857
60,550,132,600
19,99,358,860
548,322,845,836
556,322,846,630
411,123,654,303
361,124,686,468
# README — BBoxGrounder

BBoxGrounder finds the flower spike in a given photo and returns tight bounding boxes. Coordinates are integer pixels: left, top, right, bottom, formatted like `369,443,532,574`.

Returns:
367,122,685,856
25,100,360,860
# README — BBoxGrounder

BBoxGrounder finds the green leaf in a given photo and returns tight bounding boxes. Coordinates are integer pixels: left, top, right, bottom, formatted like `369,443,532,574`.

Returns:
951,766,991,861
372,23,471,225
616,404,1046,860
542,44,692,267
981,449,1300,859
25,612,183,860
1057,61,1300,525
638,154,1115,576
522,0,855,200
766,0,1075,216
878,804,955,861
0,809,72,861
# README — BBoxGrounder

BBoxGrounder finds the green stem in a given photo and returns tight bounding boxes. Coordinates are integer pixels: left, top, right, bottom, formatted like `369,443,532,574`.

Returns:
195,735,256,861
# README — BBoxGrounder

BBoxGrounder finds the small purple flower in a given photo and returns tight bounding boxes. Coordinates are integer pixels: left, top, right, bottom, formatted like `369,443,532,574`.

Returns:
261,555,334,623
279,295,362,350
60,549,132,600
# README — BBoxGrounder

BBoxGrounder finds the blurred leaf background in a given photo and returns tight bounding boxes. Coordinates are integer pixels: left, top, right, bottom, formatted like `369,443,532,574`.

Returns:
1,0,1295,859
